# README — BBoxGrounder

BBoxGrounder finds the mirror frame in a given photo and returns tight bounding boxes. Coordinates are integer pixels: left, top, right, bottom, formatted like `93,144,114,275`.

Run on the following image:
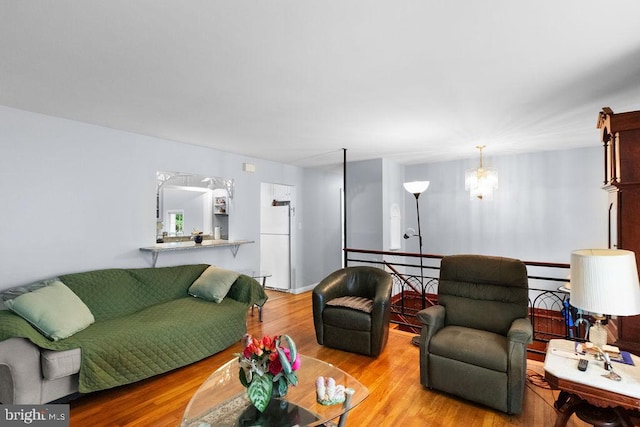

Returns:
156,171,234,241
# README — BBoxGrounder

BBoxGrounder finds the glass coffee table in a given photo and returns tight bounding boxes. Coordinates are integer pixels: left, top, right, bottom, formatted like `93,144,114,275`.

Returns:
181,354,369,427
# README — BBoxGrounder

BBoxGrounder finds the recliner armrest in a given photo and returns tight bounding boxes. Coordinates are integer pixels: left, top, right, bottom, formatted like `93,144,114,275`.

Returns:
417,305,445,329
417,305,445,388
507,318,533,344
417,305,445,348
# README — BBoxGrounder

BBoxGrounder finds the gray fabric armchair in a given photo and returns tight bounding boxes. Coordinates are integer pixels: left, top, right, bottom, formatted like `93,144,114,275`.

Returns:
417,254,532,414
313,266,393,357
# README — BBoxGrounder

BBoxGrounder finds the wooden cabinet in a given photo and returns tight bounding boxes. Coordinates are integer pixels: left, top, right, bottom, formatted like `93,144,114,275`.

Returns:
597,107,640,354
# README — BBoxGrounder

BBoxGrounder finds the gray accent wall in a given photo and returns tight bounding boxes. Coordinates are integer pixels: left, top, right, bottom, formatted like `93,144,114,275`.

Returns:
0,106,342,292
0,104,608,294
404,147,607,264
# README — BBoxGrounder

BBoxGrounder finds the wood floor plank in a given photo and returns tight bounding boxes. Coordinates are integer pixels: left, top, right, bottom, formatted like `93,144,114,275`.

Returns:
68,290,589,426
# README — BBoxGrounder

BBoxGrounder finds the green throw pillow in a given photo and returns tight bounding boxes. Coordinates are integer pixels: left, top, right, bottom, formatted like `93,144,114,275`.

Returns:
5,280,95,341
188,266,240,303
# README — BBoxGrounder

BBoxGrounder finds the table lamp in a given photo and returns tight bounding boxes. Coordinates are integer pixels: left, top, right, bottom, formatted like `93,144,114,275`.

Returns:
570,249,640,349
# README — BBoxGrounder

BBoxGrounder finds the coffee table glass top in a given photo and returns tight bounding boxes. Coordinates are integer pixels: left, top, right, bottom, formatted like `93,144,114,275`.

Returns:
181,354,369,427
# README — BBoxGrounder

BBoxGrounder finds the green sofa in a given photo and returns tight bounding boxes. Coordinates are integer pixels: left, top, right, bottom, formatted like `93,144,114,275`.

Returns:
0,264,267,404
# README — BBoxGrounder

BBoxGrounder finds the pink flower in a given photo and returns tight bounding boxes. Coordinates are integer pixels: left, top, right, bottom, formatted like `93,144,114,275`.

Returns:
243,347,253,359
291,352,301,371
268,347,301,375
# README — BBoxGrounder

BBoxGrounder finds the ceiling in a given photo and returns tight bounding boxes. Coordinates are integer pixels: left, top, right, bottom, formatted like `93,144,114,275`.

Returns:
2,1,640,169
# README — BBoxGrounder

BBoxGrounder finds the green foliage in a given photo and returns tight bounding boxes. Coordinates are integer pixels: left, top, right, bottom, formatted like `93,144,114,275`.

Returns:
285,371,298,386
282,334,297,364
275,334,297,375
239,367,249,388
275,376,288,397
247,374,272,413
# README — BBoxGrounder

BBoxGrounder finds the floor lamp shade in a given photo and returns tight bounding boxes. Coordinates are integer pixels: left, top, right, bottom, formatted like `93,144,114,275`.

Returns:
403,181,430,195
570,249,640,316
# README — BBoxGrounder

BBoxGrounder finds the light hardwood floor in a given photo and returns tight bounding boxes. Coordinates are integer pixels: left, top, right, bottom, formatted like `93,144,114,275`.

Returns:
69,290,589,427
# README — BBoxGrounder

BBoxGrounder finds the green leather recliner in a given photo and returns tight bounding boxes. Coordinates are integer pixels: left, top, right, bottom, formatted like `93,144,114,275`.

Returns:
312,266,393,358
417,254,532,414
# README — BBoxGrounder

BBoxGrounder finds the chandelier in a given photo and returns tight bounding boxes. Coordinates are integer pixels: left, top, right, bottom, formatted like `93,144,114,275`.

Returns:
465,145,498,200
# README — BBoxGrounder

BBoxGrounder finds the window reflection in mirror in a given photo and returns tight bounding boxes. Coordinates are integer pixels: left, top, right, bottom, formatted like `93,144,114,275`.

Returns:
156,171,233,243
167,210,184,235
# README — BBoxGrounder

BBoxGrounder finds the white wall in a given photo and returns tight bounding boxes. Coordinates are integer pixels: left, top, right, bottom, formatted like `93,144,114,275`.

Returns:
404,146,608,265
300,167,343,290
345,159,384,254
0,105,608,294
0,106,342,291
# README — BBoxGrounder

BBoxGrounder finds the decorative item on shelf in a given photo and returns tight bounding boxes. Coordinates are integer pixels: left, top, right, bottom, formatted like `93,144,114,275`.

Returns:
315,376,351,405
570,249,640,380
465,145,498,200
237,334,300,413
191,229,204,244
215,196,227,214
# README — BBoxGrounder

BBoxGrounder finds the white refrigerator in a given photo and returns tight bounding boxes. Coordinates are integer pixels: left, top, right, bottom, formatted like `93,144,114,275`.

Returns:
260,204,291,291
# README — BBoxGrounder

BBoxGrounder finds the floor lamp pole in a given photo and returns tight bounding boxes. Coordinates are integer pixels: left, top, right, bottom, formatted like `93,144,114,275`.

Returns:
414,194,425,310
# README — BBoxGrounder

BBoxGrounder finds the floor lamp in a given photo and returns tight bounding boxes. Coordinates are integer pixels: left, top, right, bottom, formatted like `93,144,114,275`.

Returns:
403,181,430,346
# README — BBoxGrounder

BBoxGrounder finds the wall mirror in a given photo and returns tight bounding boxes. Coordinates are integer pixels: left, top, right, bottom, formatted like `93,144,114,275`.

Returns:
156,171,233,243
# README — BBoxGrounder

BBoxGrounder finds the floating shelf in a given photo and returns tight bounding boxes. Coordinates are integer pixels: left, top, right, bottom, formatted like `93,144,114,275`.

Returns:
140,240,254,267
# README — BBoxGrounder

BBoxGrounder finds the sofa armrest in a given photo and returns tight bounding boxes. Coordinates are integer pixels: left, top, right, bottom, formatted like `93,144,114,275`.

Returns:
226,274,268,307
508,318,533,344
0,338,43,404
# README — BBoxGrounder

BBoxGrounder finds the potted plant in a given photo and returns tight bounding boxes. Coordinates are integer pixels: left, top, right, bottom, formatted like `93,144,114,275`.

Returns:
191,229,204,244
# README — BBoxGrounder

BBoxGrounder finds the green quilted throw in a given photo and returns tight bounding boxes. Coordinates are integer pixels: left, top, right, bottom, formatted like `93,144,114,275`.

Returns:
0,267,268,393
59,264,210,321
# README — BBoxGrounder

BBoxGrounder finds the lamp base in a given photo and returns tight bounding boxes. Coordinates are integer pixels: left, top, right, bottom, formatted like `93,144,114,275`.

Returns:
589,317,608,349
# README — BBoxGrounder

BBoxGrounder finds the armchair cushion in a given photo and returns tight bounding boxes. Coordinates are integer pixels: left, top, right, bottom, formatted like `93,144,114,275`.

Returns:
326,296,373,313
322,306,371,331
430,326,507,372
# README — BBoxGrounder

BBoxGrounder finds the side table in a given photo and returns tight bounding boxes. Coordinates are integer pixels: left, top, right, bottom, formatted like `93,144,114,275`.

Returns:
544,339,640,427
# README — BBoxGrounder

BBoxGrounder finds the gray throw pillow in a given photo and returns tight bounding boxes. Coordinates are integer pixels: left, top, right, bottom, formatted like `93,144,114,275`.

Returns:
1,277,61,305
188,266,240,303
5,280,95,341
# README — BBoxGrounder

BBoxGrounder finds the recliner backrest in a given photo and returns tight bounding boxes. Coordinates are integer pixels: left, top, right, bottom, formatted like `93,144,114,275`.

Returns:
437,255,529,336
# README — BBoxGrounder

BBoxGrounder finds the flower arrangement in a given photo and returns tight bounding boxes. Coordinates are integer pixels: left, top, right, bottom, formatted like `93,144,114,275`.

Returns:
237,334,300,412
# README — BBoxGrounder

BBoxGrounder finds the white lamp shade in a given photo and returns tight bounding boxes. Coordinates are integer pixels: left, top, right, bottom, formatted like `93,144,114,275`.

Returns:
403,181,430,195
570,249,640,316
